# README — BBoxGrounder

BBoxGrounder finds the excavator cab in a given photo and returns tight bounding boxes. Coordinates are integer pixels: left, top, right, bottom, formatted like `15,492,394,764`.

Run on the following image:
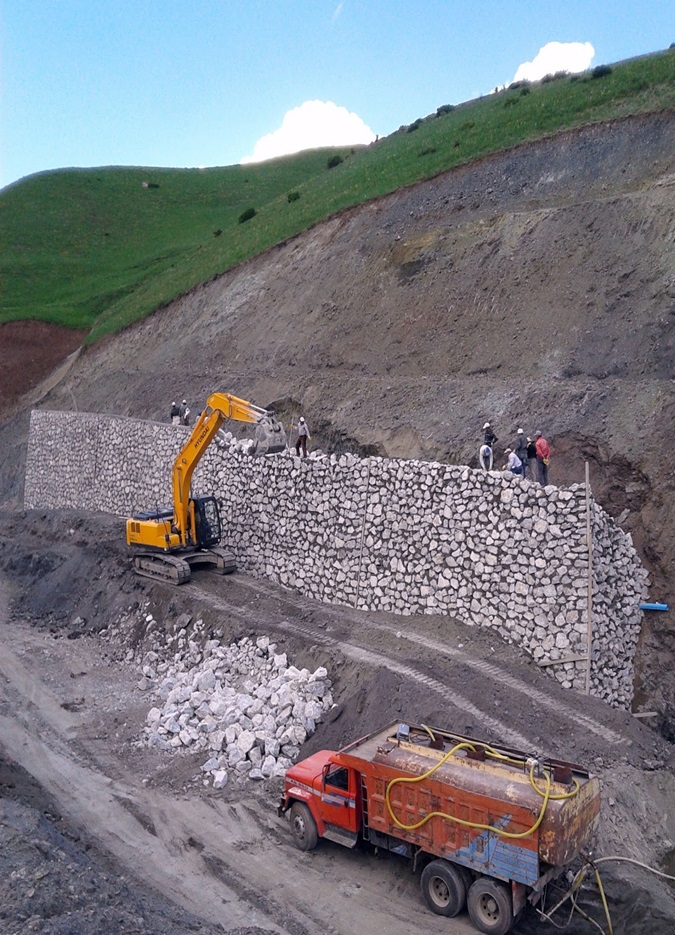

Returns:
192,495,222,548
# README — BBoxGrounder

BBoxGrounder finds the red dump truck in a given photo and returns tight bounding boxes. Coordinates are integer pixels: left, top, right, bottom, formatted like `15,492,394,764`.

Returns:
279,721,600,935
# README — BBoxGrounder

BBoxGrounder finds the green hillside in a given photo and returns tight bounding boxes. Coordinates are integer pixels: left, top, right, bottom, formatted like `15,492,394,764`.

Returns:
1,48,673,343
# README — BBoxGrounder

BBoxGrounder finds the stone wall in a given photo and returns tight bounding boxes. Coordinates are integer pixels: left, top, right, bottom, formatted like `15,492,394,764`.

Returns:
24,409,648,707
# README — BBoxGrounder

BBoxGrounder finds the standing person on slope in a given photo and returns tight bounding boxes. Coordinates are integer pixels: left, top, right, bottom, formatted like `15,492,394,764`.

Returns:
535,431,551,485
295,416,310,458
515,429,529,478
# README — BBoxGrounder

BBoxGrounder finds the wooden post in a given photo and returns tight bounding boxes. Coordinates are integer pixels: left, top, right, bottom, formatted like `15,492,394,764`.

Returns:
585,461,593,694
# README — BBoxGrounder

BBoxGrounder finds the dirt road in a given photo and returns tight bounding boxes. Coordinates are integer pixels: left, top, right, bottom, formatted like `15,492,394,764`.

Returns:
1,510,674,934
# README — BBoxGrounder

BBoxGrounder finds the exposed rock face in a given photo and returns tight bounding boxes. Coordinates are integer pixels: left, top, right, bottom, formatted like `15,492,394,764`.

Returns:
25,410,648,707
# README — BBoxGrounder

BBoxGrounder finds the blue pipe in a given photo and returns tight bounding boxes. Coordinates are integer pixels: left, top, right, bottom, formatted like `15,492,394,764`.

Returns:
640,602,669,612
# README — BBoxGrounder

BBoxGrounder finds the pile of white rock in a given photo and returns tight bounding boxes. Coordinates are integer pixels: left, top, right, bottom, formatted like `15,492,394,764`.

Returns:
141,633,333,788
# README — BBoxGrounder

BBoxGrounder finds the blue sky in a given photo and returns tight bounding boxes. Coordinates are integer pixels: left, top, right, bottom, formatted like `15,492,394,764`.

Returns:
1,1,673,189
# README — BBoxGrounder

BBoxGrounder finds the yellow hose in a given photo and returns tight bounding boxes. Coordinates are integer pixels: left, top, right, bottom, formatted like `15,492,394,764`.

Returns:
385,740,554,838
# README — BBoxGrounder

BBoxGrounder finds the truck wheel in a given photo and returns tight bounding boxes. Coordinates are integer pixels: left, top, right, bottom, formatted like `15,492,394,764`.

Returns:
289,802,318,851
467,878,513,935
420,859,466,917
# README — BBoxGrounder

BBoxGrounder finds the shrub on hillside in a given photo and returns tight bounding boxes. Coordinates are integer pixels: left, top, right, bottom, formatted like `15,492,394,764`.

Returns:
418,146,437,156
592,64,613,79
287,190,300,203
542,70,569,83
326,154,344,169
407,118,423,133
238,207,256,223
436,104,454,116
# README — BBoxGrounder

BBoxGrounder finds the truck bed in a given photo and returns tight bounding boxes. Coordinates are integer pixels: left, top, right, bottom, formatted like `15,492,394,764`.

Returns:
337,722,600,885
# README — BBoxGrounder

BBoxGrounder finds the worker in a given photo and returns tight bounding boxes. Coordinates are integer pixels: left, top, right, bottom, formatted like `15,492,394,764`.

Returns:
514,429,528,477
535,431,551,485
483,422,498,448
170,401,180,425
526,436,537,477
179,399,191,426
295,416,310,457
503,448,523,475
479,443,493,471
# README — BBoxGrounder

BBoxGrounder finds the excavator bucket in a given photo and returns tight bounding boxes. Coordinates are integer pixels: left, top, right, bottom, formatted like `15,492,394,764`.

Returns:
252,415,287,456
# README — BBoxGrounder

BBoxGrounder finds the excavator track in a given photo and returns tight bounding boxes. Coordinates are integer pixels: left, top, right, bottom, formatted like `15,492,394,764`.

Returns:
132,548,236,585
202,546,237,575
132,552,192,585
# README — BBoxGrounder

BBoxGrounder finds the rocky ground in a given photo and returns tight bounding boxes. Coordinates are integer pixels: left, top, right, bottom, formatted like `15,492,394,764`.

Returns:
1,509,674,934
0,111,674,933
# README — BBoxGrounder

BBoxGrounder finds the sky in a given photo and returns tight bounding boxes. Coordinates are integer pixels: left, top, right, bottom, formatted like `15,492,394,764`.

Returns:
1,1,673,190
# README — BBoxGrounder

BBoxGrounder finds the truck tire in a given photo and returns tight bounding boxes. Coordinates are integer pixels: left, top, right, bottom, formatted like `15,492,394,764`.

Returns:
420,859,466,917
467,877,513,935
289,802,318,851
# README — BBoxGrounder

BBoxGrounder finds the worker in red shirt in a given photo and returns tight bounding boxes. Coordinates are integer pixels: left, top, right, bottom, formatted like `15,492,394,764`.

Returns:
535,432,551,485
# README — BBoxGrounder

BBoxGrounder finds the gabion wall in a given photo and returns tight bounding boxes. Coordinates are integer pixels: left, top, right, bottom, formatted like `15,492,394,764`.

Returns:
24,409,648,707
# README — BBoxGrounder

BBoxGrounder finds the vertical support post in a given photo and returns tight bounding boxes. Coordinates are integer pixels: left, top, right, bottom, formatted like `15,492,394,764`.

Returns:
585,461,593,695
353,458,372,609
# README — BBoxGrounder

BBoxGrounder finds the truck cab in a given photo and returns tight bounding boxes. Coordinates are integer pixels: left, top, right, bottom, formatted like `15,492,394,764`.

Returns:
280,750,360,850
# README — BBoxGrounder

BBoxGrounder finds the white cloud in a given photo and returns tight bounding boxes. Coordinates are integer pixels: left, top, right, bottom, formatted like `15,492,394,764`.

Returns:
240,100,376,164
332,2,344,23
512,41,595,83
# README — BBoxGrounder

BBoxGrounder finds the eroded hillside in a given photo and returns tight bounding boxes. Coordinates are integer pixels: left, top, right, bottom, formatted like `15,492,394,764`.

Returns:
0,111,673,729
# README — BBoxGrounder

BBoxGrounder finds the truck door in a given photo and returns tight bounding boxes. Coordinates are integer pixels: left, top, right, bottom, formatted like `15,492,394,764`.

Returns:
320,763,358,834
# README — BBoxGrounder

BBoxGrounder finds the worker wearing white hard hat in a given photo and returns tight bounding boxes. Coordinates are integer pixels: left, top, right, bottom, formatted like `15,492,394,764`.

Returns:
295,416,310,457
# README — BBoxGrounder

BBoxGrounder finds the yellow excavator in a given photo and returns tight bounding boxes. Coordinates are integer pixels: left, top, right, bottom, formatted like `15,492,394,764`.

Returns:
126,392,286,584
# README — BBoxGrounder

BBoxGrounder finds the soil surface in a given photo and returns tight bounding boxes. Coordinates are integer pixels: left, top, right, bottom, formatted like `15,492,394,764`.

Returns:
1,509,674,935
0,112,674,934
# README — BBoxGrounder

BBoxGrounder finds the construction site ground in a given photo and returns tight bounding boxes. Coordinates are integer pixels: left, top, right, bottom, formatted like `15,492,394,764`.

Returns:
1,508,674,935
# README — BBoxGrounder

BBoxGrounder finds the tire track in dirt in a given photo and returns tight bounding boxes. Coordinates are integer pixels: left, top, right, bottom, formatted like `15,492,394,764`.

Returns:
184,582,532,749
186,576,627,749
374,624,625,745
0,625,318,935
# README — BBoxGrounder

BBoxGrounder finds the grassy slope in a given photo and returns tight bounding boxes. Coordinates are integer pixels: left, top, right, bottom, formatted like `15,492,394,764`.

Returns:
1,49,673,343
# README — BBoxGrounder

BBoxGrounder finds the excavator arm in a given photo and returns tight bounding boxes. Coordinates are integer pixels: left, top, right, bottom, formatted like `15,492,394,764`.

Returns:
171,392,285,546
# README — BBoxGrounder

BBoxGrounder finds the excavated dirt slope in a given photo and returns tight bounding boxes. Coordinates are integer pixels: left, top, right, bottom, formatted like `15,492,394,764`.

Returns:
0,112,674,934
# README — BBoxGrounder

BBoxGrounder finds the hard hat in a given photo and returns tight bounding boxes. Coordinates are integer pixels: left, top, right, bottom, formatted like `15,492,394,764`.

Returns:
535,430,541,436
182,399,187,404
172,401,176,406
517,428,524,434
299,416,305,422
504,448,512,454
483,422,490,429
